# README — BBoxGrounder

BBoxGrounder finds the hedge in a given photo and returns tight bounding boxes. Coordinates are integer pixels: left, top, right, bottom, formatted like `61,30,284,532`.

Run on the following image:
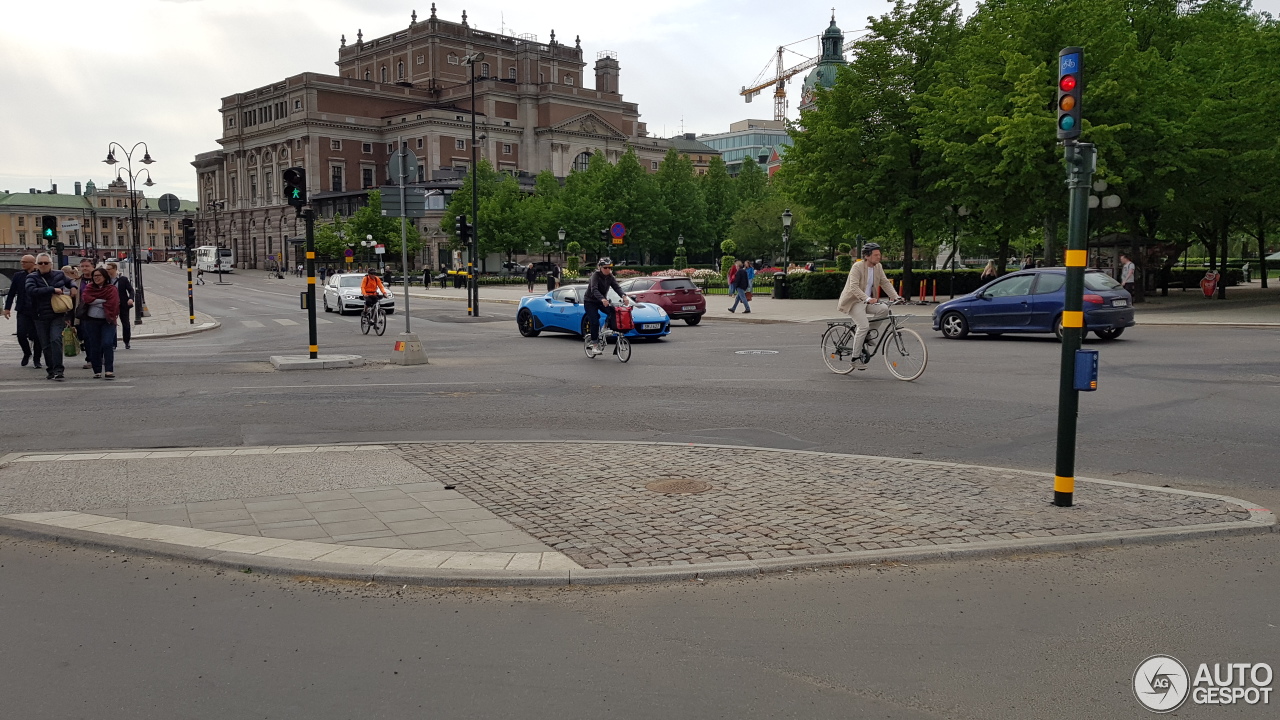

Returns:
790,269,993,299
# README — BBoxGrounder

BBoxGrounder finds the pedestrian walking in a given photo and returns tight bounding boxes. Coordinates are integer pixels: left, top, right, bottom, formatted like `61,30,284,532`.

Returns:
728,260,739,289
744,260,757,295
24,253,72,381
296,263,304,278
422,266,432,287
1020,255,1036,270
525,263,537,293
546,264,558,292
80,268,120,380
2,254,40,368
1119,253,1136,294
318,266,327,284
196,267,205,285
105,262,134,348
980,260,997,282
728,260,752,314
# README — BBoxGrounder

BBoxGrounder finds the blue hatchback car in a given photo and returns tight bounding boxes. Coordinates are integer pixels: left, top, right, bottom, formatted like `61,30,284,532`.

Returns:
931,268,1134,340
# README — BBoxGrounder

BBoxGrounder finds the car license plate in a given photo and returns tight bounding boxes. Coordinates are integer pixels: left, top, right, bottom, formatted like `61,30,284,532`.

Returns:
1113,299,1128,307
642,323,660,330
682,305,697,311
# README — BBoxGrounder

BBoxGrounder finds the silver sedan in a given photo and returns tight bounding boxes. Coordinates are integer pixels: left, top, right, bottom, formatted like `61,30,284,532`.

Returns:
322,273,396,315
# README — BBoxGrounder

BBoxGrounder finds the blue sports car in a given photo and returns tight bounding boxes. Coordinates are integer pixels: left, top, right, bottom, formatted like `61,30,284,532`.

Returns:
516,283,672,339
932,268,1134,340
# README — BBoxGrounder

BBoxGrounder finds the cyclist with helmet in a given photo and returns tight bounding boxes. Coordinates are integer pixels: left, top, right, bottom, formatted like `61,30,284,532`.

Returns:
360,266,389,312
583,257,633,353
836,242,901,367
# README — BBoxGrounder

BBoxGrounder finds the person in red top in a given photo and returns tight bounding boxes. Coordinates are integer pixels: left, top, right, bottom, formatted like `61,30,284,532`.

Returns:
80,268,121,379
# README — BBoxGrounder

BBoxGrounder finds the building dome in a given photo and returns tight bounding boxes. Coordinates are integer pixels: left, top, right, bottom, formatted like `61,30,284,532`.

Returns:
84,179,96,194
800,15,845,109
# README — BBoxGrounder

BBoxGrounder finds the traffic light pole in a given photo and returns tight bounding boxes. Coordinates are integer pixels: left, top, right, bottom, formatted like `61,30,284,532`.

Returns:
1053,140,1096,507
186,248,196,324
304,208,318,360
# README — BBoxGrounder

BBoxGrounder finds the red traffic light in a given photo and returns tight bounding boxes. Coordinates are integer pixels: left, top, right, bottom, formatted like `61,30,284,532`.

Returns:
1059,75,1077,92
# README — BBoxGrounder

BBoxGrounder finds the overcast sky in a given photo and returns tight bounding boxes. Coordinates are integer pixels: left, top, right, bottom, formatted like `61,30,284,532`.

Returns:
3,0,1277,202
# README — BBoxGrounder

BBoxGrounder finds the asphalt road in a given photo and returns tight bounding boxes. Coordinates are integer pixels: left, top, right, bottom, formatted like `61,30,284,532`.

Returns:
1,264,1276,719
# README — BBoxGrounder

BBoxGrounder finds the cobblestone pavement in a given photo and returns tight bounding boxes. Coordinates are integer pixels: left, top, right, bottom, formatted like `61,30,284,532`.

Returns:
394,442,1252,569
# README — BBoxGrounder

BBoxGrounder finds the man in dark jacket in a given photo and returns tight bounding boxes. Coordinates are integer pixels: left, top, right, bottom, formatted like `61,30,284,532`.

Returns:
583,257,632,353
728,259,752,314
524,263,537,293
105,262,134,348
3,254,39,368
24,253,71,380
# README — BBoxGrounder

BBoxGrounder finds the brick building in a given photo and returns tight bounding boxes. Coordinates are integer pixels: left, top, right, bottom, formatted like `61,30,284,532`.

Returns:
192,7,671,270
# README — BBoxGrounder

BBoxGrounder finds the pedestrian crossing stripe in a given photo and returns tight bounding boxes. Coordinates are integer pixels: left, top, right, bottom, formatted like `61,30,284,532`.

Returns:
273,319,299,326
242,320,264,328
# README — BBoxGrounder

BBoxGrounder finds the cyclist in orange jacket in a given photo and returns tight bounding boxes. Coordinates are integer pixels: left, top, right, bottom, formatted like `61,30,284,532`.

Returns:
360,267,388,311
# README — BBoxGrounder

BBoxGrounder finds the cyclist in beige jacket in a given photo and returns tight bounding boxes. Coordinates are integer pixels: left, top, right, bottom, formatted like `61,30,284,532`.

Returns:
836,243,901,365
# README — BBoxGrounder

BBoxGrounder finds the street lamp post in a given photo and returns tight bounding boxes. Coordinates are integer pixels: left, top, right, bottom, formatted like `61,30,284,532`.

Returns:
362,234,377,269
463,51,485,317
781,209,793,271
542,235,550,262
103,142,155,325
557,227,566,263
946,205,969,299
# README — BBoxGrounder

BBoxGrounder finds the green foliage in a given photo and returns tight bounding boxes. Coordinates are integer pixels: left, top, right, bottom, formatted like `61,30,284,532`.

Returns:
657,147,709,260
701,155,738,246
315,191,421,264
836,254,853,272
719,239,738,255
564,240,582,276
836,243,852,254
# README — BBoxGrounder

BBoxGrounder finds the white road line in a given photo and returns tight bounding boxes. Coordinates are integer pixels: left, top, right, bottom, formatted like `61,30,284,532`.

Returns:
0,385,131,392
241,320,264,328
273,319,300,326
231,381,491,390
315,318,333,324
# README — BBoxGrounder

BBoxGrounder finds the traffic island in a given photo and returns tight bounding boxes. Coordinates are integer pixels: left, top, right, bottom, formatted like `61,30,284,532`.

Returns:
269,354,364,370
0,442,1271,586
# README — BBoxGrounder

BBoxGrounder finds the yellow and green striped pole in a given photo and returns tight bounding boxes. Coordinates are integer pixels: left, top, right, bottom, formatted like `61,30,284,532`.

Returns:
1054,140,1096,507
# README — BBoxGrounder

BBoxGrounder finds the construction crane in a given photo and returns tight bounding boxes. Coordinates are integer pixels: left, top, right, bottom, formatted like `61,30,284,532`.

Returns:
740,31,865,121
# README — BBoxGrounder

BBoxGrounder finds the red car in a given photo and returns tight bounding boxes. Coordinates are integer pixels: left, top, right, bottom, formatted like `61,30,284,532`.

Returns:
618,276,706,325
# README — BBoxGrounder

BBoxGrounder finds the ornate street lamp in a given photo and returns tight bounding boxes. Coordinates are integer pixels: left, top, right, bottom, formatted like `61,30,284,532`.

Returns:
781,209,793,270
104,141,155,325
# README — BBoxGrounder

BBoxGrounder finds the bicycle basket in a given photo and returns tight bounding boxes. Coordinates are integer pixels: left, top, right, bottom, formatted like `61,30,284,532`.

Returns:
613,306,635,331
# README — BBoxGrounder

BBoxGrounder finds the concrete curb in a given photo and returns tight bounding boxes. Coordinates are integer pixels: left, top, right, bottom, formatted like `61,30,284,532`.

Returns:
133,319,221,340
269,354,364,370
0,440,1272,587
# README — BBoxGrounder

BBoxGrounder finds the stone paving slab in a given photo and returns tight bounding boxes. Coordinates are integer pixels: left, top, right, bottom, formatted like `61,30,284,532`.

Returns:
0,441,1273,586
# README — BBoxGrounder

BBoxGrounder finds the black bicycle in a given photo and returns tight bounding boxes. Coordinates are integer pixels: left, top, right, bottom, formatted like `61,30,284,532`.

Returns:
820,301,927,381
360,296,387,336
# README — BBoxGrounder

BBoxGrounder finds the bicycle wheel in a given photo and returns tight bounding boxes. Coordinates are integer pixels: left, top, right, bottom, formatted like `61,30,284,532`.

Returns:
373,308,387,336
360,309,372,335
820,325,858,374
584,335,598,359
615,335,631,363
884,328,928,381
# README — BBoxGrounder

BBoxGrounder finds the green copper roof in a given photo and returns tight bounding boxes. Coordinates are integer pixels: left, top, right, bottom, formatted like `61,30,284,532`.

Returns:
0,193,94,210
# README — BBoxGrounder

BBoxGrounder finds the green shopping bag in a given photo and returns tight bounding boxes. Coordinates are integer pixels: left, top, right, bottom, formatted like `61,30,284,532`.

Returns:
63,326,79,357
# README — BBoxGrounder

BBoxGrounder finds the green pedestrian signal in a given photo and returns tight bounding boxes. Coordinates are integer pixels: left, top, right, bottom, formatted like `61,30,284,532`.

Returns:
41,215,57,242
283,167,307,214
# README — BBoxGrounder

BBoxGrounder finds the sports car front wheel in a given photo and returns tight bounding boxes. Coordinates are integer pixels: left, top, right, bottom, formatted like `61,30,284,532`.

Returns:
517,309,541,337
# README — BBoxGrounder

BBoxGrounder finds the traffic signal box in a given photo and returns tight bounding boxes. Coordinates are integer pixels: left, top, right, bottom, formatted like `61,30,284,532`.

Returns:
283,167,307,214
181,218,196,250
41,215,57,243
455,215,471,245
1057,47,1083,140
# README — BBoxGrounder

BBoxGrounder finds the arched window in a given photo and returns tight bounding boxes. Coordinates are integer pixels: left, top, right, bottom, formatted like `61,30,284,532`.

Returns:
380,66,388,83
397,61,404,79
572,151,592,173
364,70,370,81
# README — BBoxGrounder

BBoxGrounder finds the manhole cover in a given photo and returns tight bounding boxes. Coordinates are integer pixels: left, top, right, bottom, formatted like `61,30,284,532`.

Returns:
735,350,779,355
645,479,710,494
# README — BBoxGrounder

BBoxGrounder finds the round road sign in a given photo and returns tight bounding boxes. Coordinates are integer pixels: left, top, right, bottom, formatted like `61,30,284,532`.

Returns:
610,222,626,239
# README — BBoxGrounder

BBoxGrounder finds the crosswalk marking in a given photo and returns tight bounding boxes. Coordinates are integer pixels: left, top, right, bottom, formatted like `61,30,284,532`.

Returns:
316,318,333,324
241,320,264,328
273,319,299,326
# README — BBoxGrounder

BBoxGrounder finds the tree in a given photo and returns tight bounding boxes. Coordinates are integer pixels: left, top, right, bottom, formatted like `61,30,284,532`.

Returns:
600,148,665,263
781,0,963,299
480,175,537,261
315,191,422,267
728,195,818,266
701,156,738,249
440,159,503,247
656,148,709,261
736,156,769,205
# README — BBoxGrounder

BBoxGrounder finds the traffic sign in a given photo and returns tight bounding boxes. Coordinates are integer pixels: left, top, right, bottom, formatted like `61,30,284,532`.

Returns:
158,193,181,214
375,244,385,255
60,221,81,231
610,222,626,239
389,149,420,182
344,248,354,257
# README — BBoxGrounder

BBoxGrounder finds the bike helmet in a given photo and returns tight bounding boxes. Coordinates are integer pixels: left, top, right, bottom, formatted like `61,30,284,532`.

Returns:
597,257,613,268
861,242,881,256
